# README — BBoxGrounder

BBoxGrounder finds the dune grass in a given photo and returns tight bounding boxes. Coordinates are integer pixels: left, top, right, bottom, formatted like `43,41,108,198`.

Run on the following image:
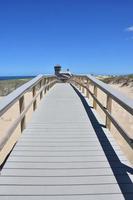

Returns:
99,74,133,87
0,78,31,96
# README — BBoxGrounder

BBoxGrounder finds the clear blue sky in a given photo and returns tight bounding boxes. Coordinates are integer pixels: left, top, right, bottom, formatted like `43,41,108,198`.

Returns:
0,0,133,75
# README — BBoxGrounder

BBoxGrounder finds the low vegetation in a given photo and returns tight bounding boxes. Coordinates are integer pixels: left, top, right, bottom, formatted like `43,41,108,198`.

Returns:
0,79,31,96
98,74,133,87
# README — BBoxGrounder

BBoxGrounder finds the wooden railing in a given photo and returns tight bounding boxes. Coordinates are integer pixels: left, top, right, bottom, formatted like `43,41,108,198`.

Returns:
0,75,57,165
0,73,132,165
69,75,133,149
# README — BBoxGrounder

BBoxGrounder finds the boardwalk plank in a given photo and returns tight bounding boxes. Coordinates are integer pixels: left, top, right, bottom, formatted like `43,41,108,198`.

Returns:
0,175,130,185
0,184,122,195
0,194,128,200
0,83,132,199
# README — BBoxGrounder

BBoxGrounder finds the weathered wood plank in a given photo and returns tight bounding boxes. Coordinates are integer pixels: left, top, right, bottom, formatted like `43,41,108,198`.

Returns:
3,161,112,169
0,194,128,200
10,150,119,157
0,83,132,199
5,156,112,162
0,184,123,195
0,175,119,185
1,168,124,176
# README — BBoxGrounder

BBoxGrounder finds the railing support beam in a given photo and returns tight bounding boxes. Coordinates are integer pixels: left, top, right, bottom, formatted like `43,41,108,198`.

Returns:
39,80,43,100
93,85,97,109
32,86,37,111
86,80,90,98
106,96,112,130
19,96,26,132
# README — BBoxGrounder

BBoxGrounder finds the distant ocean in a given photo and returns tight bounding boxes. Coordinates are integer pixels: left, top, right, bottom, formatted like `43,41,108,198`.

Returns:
0,76,35,80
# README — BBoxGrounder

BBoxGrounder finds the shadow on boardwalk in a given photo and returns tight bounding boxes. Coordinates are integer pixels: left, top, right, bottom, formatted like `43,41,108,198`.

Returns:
71,84,133,200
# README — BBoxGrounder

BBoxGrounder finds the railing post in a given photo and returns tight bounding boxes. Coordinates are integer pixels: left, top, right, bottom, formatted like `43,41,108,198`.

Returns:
39,79,43,100
76,81,78,88
106,95,112,130
44,78,47,94
50,78,52,88
48,78,51,89
83,78,87,97
47,79,49,91
74,78,78,88
79,78,82,91
78,78,80,89
51,78,53,88
82,78,85,94
19,95,26,132
86,79,90,98
32,86,37,111
77,82,79,89
93,85,97,109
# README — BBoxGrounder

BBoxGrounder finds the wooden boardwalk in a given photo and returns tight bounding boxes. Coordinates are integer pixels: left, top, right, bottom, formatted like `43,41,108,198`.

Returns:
0,83,133,199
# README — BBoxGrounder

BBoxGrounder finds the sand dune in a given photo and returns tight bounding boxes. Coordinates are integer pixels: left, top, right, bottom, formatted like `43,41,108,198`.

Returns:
110,83,133,100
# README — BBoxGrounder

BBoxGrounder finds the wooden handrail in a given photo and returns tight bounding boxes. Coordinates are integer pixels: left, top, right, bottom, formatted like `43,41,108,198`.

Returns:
69,75,133,148
73,74,133,115
0,75,57,161
0,79,57,150
0,75,43,117
87,75,133,115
